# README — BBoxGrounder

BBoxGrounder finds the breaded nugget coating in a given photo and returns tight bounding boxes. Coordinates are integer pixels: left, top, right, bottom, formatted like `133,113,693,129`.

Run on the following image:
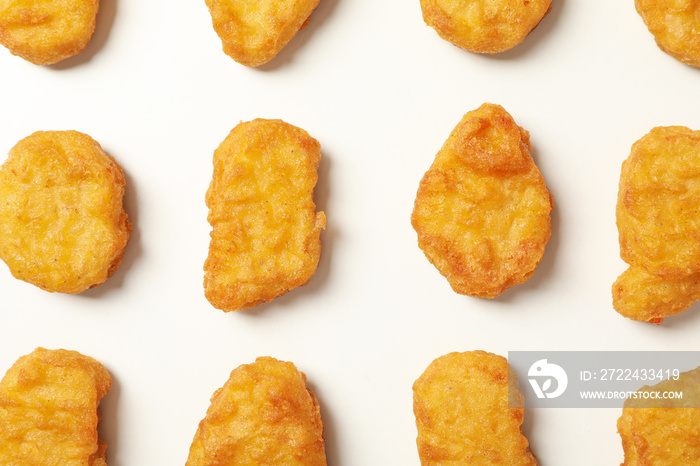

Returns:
411,103,552,298
613,266,700,324
186,356,327,466
635,0,700,67
618,366,700,465
618,126,700,277
0,347,111,466
204,119,325,312
0,130,131,294
0,0,99,65
205,0,320,67
413,351,538,465
614,126,700,322
420,0,551,54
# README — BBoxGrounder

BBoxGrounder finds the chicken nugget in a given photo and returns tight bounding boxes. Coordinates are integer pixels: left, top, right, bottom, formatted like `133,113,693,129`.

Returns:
635,0,700,67
413,351,538,465
420,0,551,54
613,266,700,324
411,103,553,298
617,126,700,277
203,119,325,312
614,126,700,322
618,366,700,465
186,356,327,466
0,0,99,65
205,0,320,67
0,347,111,466
0,130,131,294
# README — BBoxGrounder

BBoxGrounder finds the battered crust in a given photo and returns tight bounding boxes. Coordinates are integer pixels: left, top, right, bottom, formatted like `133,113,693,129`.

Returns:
420,0,551,54
186,356,327,465
205,0,320,66
0,130,131,293
635,0,700,67
0,347,111,466
413,351,538,465
618,366,700,465
203,119,325,311
613,126,700,322
0,0,100,65
411,103,553,298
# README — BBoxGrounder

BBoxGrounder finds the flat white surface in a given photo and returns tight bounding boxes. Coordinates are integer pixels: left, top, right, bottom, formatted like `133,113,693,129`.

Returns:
1,1,699,464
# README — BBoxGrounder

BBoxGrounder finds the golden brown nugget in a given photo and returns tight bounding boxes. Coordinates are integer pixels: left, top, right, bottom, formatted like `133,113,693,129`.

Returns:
635,0,700,67
420,0,551,54
204,119,325,312
205,0,320,67
614,126,700,322
613,266,700,324
618,366,700,465
411,103,553,298
0,347,111,466
186,356,327,466
617,126,700,277
0,130,131,294
0,0,99,65
413,351,538,465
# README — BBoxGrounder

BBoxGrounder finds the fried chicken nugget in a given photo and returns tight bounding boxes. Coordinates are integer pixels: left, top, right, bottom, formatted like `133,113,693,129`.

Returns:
420,0,551,54
618,366,700,465
413,351,538,465
0,347,111,466
0,130,131,294
205,0,320,67
0,0,99,65
613,266,700,323
204,119,325,312
613,126,700,322
635,0,700,67
411,103,553,298
186,356,327,466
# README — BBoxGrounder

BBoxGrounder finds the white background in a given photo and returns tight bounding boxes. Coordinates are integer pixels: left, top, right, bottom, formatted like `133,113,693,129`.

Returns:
1,0,700,464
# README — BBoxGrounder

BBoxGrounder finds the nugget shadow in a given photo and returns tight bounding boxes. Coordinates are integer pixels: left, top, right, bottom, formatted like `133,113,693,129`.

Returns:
49,0,117,69
256,0,340,71
650,300,700,329
520,406,540,462
81,165,141,299
306,379,341,466
237,152,333,316
100,371,121,466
